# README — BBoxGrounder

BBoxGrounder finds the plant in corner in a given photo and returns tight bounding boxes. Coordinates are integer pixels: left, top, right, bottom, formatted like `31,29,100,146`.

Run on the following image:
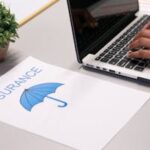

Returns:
0,2,19,61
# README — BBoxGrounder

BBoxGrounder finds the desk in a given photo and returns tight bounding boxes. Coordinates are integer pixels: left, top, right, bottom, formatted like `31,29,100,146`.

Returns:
1,1,150,150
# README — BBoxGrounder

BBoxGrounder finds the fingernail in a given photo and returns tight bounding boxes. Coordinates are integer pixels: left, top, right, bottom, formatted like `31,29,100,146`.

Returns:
128,50,133,55
127,52,132,58
129,44,132,48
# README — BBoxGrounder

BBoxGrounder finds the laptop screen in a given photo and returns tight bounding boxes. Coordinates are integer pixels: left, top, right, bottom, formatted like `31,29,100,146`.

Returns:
67,0,139,62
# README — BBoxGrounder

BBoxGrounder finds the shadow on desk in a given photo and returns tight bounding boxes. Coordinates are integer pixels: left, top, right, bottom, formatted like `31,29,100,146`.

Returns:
0,48,25,76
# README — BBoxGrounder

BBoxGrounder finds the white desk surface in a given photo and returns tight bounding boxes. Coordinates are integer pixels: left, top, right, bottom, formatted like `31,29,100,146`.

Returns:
1,0,150,150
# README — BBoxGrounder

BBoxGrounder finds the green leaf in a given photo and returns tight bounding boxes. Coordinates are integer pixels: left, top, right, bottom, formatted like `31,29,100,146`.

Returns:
0,2,18,47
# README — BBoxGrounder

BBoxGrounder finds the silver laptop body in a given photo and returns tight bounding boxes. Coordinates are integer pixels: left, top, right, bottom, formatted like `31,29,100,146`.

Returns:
67,0,150,83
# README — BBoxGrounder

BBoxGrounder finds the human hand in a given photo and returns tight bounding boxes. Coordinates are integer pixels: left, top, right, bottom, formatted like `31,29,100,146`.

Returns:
128,21,150,59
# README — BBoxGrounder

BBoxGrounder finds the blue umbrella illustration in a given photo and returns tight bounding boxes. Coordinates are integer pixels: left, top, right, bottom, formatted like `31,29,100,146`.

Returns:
20,82,68,111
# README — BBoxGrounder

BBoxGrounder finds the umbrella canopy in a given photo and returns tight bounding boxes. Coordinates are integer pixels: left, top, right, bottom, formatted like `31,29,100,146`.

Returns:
20,83,68,111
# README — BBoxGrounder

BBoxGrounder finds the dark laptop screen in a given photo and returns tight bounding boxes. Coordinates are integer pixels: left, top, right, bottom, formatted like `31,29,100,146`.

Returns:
67,0,139,62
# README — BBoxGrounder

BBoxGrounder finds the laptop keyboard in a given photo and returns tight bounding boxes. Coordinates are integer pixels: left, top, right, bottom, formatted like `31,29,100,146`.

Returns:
95,15,150,72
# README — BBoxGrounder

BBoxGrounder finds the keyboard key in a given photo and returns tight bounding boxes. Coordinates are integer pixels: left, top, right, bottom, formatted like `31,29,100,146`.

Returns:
122,47,129,52
125,61,137,69
134,66,145,72
104,54,113,59
109,58,120,65
108,51,118,55
117,59,129,67
142,59,150,64
111,48,119,52
138,62,147,67
100,58,109,63
115,55,123,59
118,51,127,56
103,49,110,53
107,45,114,49
131,59,140,64
99,53,106,57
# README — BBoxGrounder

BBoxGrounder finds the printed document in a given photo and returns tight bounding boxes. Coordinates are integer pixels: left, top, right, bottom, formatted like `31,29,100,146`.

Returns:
0,56,149,150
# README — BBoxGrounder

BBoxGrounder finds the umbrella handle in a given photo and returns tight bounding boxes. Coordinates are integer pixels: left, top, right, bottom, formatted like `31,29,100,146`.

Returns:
47,96,68,107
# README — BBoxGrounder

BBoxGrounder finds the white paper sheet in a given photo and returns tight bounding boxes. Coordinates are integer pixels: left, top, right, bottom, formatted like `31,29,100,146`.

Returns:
2,0,58,25
0,56,149,150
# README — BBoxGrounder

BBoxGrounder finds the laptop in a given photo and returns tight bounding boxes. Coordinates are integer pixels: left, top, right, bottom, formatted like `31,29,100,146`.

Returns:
67,0,150,83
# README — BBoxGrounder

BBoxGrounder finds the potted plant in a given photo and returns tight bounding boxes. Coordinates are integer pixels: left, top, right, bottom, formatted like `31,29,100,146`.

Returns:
0,2,19,61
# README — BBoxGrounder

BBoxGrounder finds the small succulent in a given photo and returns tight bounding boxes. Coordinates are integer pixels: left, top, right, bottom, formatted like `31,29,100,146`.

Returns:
0,2,19,47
